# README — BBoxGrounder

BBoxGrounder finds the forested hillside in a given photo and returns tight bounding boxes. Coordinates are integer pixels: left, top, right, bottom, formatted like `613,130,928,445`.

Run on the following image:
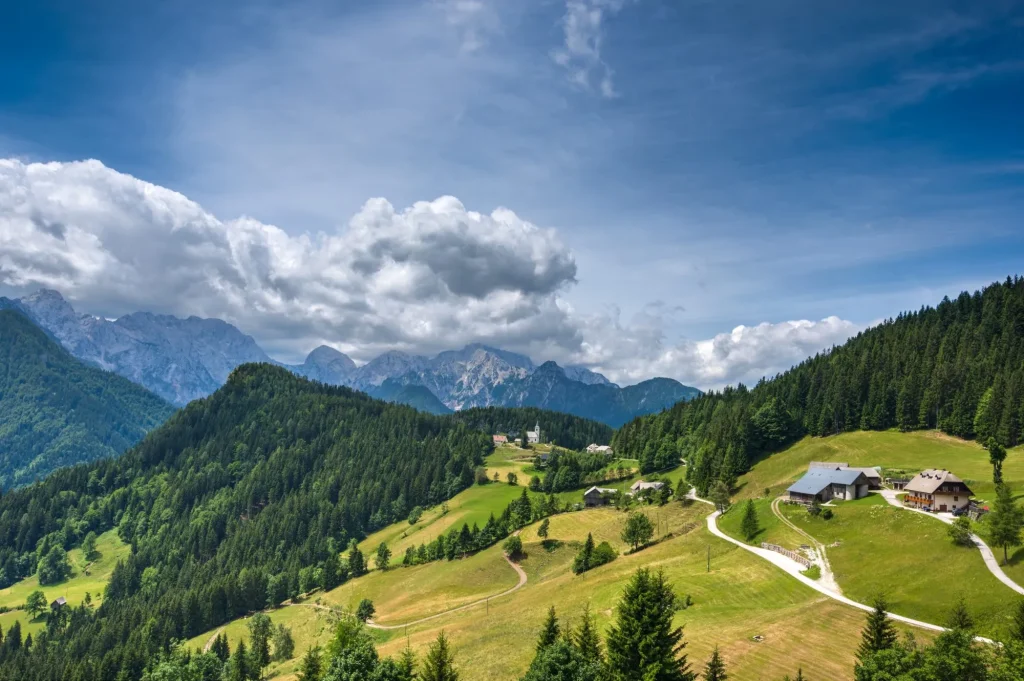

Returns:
449,405,613,449
615,276,1024,493
0,363,491,680
0,310,175,488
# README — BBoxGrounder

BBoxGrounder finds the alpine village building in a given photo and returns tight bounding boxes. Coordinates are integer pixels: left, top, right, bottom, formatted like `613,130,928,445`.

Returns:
903,469,973,512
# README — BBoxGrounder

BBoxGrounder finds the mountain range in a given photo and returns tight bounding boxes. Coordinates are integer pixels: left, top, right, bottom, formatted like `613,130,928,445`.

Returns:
0,309,175,487
1,290,701,426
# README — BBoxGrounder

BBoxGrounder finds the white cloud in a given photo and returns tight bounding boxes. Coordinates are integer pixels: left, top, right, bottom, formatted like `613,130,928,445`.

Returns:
0,158,862,389
552,0,634,97
437,0,500,52
565,306,861,389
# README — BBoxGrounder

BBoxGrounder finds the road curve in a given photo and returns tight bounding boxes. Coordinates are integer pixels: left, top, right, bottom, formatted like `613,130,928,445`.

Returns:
877,489,1024,596
689,493,992,641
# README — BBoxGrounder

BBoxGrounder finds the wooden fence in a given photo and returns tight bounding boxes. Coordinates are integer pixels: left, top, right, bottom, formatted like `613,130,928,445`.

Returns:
760,542,812,568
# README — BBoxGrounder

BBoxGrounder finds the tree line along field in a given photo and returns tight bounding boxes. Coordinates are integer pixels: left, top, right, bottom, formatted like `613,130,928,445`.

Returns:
0,529,128,638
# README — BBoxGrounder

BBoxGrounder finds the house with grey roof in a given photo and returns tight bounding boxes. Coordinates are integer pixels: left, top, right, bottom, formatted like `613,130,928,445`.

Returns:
787,467,870,504
629,480,666,494
583,486,618,507
903,469,973,512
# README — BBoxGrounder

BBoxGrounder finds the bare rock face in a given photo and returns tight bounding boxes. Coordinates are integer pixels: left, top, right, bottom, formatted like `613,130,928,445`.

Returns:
11,289,700,424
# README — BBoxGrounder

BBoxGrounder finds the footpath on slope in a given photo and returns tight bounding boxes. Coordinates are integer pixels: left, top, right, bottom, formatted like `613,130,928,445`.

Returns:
768,496,842,594
364,552,527,631
688,492,993,641
877,489,1024,596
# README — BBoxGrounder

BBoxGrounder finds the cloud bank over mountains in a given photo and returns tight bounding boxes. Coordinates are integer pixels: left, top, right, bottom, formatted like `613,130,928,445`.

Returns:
0,158,859,389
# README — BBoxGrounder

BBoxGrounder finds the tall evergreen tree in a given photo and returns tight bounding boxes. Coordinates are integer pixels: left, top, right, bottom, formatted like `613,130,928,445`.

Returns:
574,604,602,662
740,500,760,542
537,606,561,652
348,540,367,578
420,631,458,681
702,647,727,681
605,568,694,681
520,640,603,681
989,484,1024,564
856,596,898,664
296,643,323,679
248,612,273,672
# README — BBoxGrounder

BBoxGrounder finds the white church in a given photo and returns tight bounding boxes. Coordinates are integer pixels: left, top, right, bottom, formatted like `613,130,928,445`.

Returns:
526,422,541,445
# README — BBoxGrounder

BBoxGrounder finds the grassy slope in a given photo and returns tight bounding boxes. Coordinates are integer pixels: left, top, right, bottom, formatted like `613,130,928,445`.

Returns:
736,430,1024,502
322,547,519,624
780,495,1017,638
197,431,1024,680
0,529,128,636
192,494,926,681
718,430,1024,637
717,497,806,549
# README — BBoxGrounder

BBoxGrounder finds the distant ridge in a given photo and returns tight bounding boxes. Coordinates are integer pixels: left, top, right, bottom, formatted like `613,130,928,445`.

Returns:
7,289,701,425
0,309,175,487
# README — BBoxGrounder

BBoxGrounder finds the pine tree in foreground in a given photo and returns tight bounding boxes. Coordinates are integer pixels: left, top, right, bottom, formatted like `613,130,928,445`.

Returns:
421,631,458,681
856,595,897,663
702,646,727,681
296,645,323,681
605,568,694,681
537,606,562,651
574,603,602,662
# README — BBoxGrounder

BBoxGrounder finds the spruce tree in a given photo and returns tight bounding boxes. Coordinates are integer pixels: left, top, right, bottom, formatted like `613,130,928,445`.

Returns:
946,596,975,631
740,500,760,542
348,539,367,578
856,596,898,663
702,646,727,681
421,631,458,681
1012,599,1024,644
605,568,694,681
296,645,323,681
989,484,1024,564
574,603,602,662
537,606,561,651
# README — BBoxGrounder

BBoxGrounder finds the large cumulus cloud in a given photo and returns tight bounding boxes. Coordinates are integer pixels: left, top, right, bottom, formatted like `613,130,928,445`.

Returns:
0,158,859,388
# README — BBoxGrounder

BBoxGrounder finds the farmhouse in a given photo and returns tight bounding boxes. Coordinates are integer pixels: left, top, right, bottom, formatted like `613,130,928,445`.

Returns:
51,596,67,612
492,434,508,445
629,480,665,494
787,467,870,504
810,461,882,489
583,486,618,507
903,469,973,512
527,422,541,445
586,444,614,455
845,466,882,489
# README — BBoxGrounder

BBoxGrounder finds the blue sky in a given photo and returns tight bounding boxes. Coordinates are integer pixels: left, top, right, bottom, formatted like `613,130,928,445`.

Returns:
1,0,1023,387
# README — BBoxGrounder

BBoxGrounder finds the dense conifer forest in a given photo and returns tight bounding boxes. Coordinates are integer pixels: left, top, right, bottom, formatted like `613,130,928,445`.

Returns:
615,277,1024,494
0,363,613,680
0,310,175,488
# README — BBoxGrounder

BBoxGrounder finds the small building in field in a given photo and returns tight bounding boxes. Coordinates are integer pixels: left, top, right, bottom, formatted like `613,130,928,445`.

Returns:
903,469,973,512
586,444,614,455
527,422,541,445
629,480,665,494
492,434,508,445
844,466,882,490
51,596,67,612
583,486,618,507
886,476,910,491
787,468,870,504
536,452,550,466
